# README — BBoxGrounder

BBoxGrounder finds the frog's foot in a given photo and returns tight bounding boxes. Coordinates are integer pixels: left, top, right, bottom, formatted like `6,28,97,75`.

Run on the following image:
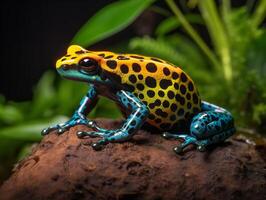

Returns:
162,110,236,154
41,116,97,136
162,133,200,154
77,129,131,151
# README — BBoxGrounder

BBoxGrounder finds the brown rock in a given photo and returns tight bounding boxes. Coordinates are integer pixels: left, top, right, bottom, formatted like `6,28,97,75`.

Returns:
0,119,266,200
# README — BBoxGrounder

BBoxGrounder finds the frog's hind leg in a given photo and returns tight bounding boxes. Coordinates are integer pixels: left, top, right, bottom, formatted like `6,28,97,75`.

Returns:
163,101,236,154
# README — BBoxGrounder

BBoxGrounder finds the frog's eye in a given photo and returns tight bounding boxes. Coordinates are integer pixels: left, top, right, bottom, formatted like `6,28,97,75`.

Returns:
79,58,99,74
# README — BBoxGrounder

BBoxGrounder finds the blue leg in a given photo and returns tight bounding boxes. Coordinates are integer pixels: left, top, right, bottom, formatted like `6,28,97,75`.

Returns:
77,90,149,150
41,84,99,135
163,101,236,154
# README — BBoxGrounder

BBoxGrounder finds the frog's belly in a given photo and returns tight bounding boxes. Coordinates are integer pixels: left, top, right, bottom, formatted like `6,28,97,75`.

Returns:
133,85,201,131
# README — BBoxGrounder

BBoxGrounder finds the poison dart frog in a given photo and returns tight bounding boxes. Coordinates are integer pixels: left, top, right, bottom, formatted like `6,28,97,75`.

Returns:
42,45,235,154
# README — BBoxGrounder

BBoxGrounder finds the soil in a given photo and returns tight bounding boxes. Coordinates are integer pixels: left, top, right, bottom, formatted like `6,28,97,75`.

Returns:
0,119,266,200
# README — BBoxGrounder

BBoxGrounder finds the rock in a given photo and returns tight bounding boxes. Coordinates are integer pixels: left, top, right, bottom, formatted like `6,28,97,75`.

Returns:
0,119,266,200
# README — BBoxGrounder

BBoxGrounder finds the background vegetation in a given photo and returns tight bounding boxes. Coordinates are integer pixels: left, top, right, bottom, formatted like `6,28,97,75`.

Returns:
0,0,265,182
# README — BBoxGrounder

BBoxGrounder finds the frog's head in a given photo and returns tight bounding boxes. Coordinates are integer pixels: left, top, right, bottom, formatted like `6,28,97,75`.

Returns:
56,45,108,84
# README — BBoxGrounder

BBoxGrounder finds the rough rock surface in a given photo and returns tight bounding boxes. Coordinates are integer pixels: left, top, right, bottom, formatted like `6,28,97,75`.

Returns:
0,119,266,200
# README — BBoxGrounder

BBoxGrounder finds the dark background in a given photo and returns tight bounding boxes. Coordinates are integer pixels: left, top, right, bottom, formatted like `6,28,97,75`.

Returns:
0,0,118,101
0,0,250,101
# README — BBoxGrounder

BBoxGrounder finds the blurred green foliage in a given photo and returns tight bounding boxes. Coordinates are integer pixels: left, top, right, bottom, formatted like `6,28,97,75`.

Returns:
0,0,265,182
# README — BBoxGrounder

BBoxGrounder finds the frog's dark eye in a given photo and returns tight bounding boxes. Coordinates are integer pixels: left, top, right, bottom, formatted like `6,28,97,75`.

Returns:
79,58,97,68
79,58,99,74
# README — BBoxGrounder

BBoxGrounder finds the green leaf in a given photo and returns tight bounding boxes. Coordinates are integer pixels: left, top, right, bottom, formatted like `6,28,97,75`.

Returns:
0,104,23,124
247,31,266,77
199,0,232,82
0,116,68,141
155,14,203,36
72,0,154,47
30,71,56,118
223,6,253,71
89,97,122,119
56,79,88,115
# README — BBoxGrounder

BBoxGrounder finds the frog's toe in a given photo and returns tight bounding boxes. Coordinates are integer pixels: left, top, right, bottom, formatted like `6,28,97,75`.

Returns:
41,126,59,136
162,132,175,139
91,139,108,151
197,144,207,152
173,146,184,154
77,131,101,138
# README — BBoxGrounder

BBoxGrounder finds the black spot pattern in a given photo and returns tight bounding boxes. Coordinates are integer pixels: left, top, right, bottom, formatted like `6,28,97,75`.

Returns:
186,93,191,100
188,81,194,91
154,99,161,106
139,94,144,99
159,79,172,89
147,90,155,97
151,57,163,63
193,93,199,104
61,58,66,61
136,83,144,91
180,84,187,95
170,103,177,112
105,55,113,59
138,74,143,80
120,64,129,74
75,50,86,54
132,63,141,72
98,53,105,57
123,83,135,92
145,76,156,88
106,60,117,69
172,72,179,79
129,75,137,83
187,102,192,109
149,103,155,109
181,72,188,82
130,55,144,59
162,100,170,108
155,109,168,118
167,91,175,99
158,91,165,97
117,55,129,60
146,63,157,73
163,67,170,76
175,94,185,105
174,83,179,90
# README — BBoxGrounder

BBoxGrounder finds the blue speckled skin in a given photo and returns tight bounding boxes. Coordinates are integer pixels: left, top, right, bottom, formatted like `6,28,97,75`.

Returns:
76,90,149,150
162,101,235,153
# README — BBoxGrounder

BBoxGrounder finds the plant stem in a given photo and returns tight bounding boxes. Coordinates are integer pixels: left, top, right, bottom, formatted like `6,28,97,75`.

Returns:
165,0,221,70
252,0,266,28
199,0,232,83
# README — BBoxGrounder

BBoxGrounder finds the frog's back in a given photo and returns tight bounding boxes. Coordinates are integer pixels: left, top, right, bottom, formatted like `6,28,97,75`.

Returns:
98,52,201,131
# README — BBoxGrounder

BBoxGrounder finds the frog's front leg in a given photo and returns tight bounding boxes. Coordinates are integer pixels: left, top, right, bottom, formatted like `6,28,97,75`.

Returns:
77,90,149,150
41,85,99,135
163,101,236,154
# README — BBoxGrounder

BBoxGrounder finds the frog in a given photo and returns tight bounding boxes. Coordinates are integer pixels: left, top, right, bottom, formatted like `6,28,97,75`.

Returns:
41,45,235,154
